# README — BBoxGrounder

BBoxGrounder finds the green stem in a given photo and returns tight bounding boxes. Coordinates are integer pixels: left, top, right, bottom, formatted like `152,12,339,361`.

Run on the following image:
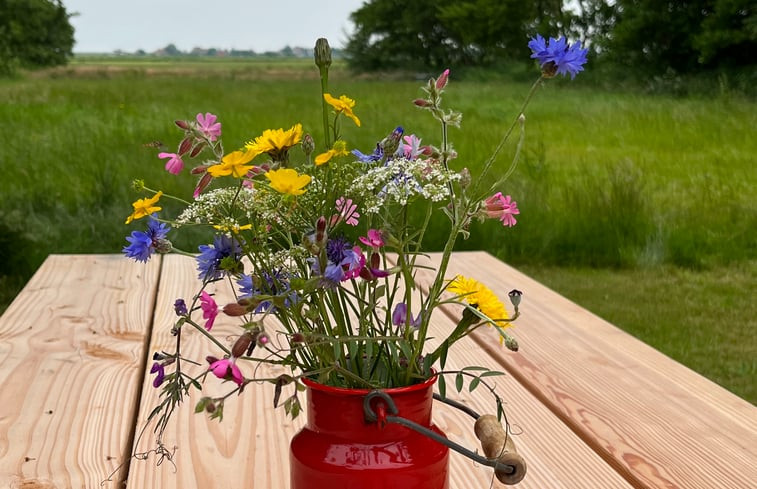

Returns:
319,66,331,149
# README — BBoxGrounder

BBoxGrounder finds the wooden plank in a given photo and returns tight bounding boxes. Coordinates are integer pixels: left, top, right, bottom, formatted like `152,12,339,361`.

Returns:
129,254,631,488
126,254,304,488
0,254,161,489
422,251,757,489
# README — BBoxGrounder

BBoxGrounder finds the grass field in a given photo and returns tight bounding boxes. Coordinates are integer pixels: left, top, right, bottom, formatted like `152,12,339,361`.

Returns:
1,58,755,402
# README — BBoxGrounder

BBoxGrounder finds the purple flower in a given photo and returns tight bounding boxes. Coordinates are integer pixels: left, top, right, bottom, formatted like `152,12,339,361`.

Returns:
158,152,184,175
150,362,165,388
311,238,364,287
237,271,297,313
174,298,188,316
399,134,423,160
196,112,222,141
196,235,242,280
528,34,588,79
392,303,422,329
484,192,520,227
123,217,170,262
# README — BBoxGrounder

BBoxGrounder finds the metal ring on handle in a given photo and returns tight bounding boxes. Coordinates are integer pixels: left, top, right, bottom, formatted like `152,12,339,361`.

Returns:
362,389,515,476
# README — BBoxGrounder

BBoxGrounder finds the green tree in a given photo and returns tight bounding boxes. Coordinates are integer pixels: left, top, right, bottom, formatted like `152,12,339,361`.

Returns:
345,0,571,71
0,0,74,75
590,0,756,74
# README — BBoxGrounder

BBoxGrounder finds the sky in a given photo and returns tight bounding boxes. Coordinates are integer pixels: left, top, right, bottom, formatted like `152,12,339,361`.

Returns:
62,0,368,53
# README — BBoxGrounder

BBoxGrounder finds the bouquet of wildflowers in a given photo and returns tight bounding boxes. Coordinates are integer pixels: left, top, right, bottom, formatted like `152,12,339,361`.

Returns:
123,36,586,428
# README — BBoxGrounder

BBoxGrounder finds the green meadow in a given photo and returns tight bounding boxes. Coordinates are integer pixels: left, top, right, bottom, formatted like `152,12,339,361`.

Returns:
1,58,755,403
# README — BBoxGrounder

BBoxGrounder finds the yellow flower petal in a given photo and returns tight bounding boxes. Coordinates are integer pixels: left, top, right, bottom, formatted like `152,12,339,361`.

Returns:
265,168,311,196
125,191,163,224
323,94,360,127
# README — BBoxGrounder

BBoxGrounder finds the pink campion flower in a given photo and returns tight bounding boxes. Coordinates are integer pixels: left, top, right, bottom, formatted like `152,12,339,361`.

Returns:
484,192,520,227
199,291,218,331
196,112,222,141
158,152,184,175
209,357,244,385
359,229,385,248
400,134,423,160
342,246,366,281
334,197,360,226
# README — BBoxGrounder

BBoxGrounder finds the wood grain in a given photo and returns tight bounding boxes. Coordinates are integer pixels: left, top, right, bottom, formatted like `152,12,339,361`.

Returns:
0,254,161,489
422,251,757,489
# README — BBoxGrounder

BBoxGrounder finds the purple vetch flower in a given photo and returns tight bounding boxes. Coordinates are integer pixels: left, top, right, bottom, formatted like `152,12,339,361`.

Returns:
528,34,588,79
174,298,188,316
122,217,171,262
150,362,166,388
392,303,422,329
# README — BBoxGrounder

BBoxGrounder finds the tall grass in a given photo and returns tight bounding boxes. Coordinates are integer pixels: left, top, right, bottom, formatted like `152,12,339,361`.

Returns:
1,62,755,401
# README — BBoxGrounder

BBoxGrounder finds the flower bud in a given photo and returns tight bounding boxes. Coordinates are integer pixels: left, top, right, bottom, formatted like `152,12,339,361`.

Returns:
301,133,315,156
459,168,471,188
370,251,380,270
175,120,190,130
154,238,172,254
314,38,332,69
190,141,206,157
315,216,327,246
178,137,193,156
380,126,404,156
205,355,219,365
413,98,431,107
131,179,146,191
436,69,450,90
541,61,558,78
504,335,519,352
231,332,254,358
508,289,523,308
291,332,305,344
257,332,270,348
223,302,248,317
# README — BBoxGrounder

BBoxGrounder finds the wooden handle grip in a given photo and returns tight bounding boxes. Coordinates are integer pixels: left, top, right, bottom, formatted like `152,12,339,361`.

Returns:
474,414,527,485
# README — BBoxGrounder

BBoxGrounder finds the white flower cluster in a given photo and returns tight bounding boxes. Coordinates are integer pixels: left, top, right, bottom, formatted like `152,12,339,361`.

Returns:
349,157,460,213
176,187,258,227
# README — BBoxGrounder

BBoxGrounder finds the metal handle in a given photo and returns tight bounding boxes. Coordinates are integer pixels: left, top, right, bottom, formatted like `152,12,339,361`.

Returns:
363,390,526,484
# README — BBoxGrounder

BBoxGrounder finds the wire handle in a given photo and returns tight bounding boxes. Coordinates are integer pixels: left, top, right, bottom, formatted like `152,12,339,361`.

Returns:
474,415,527,485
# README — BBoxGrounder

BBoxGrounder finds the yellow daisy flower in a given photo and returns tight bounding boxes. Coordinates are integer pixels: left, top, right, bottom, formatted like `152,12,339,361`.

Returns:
314,140,349,166
245,123,303,162
125,191,163,224
265,168,311,196
447,275,512,332
207,149,256,178
323,93,361,127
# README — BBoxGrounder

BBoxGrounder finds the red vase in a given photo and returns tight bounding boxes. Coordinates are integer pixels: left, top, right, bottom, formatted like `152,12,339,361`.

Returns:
290,376,449,488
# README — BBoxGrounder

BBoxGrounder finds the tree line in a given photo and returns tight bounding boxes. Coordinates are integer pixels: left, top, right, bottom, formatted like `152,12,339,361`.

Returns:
344,0,756,76
2,0,754,78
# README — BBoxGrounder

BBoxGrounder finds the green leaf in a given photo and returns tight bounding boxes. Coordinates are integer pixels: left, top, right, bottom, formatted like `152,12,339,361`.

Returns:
455,372,464,393
440,340,449,369
194,398,207,413
438,375,447,399
480,371,505,378
468,377,481,392
462,366,487,371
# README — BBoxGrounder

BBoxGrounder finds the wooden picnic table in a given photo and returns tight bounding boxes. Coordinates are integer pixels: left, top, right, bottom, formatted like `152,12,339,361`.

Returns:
0,252,755,488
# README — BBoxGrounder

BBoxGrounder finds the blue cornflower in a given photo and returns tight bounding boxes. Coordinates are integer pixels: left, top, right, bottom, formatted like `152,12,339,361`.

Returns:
528,34,588,79
352,143,383,163
196,235,242,281
311,237,364,287
237,271,297,313
123,217,170,262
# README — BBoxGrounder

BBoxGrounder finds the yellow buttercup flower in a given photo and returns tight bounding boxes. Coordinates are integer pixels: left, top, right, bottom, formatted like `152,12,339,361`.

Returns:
323,93,361,127
265,168,311,196
314,140,349,166
447,275,512,337
207,149,256,178
125,191,163,224
245,123,303,162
